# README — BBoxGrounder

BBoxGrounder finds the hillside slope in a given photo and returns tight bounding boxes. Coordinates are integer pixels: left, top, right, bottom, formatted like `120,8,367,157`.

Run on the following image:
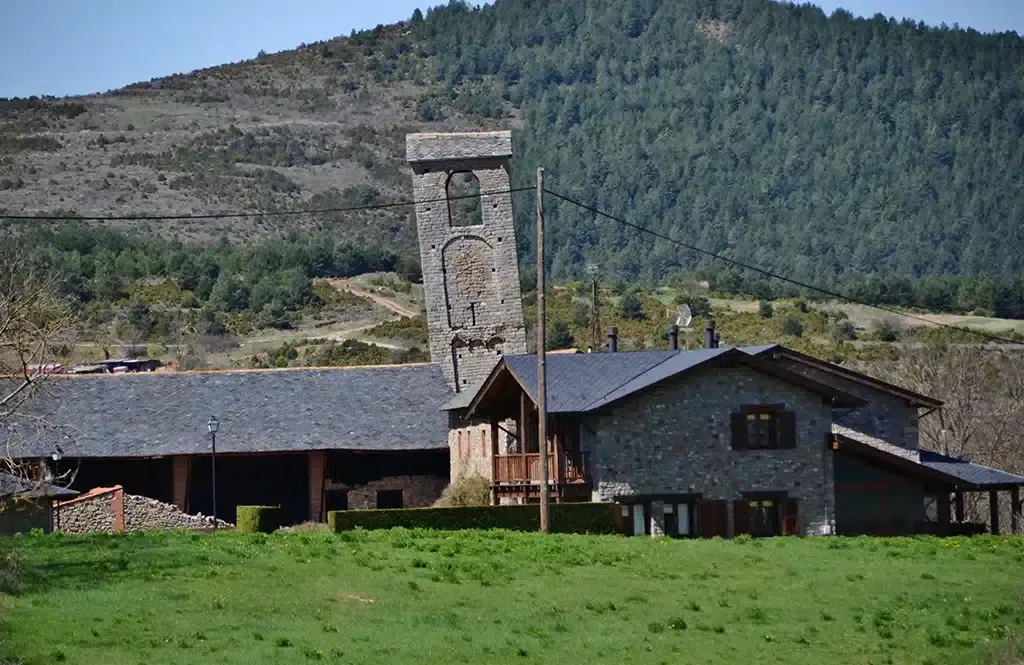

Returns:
2,0,1023,286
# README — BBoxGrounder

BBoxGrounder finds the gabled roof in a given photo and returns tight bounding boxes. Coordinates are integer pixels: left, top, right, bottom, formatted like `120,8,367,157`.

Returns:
11,364,453,459
832,425,1024,489
462,347,866,417
0,472,79,500
743,345,942,408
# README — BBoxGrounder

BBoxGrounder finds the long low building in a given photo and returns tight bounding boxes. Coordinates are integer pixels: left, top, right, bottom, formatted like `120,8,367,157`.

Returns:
13,363,453,525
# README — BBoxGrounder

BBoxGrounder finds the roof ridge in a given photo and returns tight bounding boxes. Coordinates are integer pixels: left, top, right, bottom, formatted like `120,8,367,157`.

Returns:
41,362,438,379
581,349,684,411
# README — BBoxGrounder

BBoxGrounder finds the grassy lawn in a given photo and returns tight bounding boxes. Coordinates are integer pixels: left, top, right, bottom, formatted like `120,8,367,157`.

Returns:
2,530,1023,665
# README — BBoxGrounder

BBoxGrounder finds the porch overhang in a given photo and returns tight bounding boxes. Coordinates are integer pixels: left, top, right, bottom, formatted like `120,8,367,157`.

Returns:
831,426,1024,491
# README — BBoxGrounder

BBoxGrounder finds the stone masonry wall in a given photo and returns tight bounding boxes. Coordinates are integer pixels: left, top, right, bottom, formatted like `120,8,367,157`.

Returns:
447,413,521,483
407,131,527,392
123,494,231,531
584,366,835,536
336,475,448,511
56,488,230,534
772,356,921,450
55,490,116,534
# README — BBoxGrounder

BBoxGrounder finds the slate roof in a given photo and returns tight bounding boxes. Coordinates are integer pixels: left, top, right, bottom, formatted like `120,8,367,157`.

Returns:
0,472,79,500
833,425,1024,489
502,350,678,413
460,347,864,415
919,450,1024,488
743,345,942,407
10,364,453,459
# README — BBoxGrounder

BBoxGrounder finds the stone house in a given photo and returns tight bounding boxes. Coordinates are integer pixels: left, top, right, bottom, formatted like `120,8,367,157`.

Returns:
447,330,1024,538
0,471,78,535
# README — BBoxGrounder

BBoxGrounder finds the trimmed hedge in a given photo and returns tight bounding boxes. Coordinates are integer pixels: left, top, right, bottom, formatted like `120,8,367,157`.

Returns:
236,505,281,533
327,502,616,535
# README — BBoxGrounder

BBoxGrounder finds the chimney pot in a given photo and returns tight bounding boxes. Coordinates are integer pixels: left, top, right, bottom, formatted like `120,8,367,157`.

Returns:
607,326,618,353
667,324,679,351
704,318,715,349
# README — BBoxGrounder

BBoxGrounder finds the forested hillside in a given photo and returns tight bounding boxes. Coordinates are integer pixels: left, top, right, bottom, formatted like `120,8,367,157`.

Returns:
2,0,1023,290
416,1,1024,284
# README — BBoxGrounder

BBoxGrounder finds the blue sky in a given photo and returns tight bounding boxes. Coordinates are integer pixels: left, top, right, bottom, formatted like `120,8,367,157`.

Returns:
0,1,1021,98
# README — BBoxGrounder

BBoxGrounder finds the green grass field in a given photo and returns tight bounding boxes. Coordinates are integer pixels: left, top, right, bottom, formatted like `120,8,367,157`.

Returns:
2,530,1023,665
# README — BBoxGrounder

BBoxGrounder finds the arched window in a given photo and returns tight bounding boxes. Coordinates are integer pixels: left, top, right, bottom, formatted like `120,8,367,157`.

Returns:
447,171,483,227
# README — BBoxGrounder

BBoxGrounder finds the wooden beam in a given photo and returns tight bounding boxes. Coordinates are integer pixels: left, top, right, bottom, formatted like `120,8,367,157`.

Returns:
519,391,528,455
989,489,1000,535
1012,486,1020,535
955,491,965,523
172,455,190,512
308,451,326,523
937,492,951,533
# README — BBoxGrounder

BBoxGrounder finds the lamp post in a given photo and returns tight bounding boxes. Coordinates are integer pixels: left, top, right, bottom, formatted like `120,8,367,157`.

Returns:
51,445,64,531
207,415,219,531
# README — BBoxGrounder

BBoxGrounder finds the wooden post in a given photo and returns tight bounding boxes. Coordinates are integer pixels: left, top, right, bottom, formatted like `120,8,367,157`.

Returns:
172,455,191,512
989,489,1000,535
536,166,550,535
937,493,951,535
490,420,500,506
308,451,326,523
1011,486,1020,535
954,491,964,523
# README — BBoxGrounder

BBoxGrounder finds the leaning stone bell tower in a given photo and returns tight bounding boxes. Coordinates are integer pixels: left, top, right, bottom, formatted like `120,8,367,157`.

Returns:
406,131,528,392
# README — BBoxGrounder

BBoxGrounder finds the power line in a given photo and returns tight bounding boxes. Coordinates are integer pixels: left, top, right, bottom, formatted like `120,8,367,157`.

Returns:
544,188,1024,347
0,187,535,222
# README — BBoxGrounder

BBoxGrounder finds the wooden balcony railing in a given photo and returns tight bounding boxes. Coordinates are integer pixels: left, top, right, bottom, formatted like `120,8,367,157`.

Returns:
493,452,589,484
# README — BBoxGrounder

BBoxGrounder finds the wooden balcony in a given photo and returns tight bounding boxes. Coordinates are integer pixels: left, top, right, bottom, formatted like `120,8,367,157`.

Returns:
492,452,589,485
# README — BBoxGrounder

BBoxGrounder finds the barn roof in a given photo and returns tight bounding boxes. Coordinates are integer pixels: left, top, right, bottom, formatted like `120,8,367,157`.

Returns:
9,364,452,459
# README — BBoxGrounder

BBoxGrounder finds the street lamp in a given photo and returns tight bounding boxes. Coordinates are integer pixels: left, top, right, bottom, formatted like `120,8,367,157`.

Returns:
207,415,219,531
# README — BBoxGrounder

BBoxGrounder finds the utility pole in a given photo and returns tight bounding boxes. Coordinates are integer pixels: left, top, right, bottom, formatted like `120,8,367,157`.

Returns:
587,264,601,352
536,167,550,535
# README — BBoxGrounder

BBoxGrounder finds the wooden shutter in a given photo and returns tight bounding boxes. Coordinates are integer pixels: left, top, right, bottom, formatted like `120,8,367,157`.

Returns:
777,411,797,449
730,413,748,450
782,500,799,536
696,500,728,538
733,500,752,536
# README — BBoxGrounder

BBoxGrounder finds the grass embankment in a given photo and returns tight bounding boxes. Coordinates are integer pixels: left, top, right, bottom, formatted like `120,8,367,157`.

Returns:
2,530,1023,665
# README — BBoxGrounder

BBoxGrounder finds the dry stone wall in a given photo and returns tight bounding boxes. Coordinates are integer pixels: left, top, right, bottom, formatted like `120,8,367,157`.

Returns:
123,494,231,532
56,487,231,534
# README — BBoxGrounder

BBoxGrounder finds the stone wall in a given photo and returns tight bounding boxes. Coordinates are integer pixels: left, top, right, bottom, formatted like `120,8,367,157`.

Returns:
772,356,921,450
584,366,834,536
55,486,231,534
55,488,118,534
332,475,448,511
407,131,528,392
123,494,231,532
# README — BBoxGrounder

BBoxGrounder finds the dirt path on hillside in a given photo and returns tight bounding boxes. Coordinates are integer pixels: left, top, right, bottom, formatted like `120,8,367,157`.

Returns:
328,280,421,319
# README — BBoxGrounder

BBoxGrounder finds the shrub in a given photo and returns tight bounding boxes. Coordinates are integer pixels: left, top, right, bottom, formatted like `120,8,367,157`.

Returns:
779,314,804,337
434,475,491,507
236,505,281,533
871,317,903,342
758,300,774,318
328,503,616,535
0,537,24,594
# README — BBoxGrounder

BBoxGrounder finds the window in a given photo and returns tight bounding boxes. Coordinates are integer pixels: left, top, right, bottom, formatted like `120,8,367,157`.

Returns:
446,171,483,227
376,490,404,510
731,406,796,450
